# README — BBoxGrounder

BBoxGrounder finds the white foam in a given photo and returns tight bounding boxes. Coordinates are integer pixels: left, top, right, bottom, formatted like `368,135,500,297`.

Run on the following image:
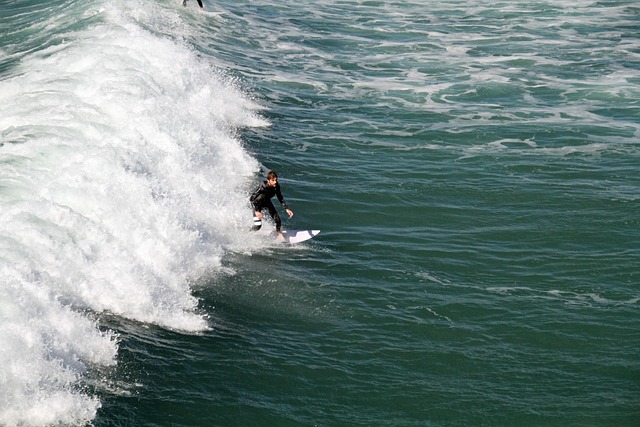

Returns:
0,272,117,426
0,1,265,424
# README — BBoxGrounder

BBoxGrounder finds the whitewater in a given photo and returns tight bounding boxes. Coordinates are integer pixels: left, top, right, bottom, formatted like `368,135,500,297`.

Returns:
1,0,266,424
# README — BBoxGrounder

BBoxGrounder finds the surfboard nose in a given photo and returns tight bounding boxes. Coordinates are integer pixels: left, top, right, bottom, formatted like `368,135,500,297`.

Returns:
281,229,321,244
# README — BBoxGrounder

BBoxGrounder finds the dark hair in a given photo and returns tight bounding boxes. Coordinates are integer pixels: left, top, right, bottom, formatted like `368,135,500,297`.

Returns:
267,170,278,180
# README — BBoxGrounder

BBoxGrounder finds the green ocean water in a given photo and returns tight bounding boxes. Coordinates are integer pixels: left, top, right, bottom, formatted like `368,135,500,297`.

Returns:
1,0,638,426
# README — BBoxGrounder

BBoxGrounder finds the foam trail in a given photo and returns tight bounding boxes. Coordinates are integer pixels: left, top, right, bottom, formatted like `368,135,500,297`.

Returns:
0,0,264,424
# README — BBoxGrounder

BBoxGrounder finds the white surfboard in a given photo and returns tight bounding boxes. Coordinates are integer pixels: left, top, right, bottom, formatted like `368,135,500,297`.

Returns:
281,229,321,244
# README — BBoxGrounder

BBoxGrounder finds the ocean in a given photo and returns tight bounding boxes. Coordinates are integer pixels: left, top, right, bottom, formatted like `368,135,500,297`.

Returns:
1,0,638,425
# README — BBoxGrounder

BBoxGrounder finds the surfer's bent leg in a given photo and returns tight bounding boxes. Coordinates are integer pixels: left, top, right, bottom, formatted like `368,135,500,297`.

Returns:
252,214,262,231
251,200,265,231
265,202,282,232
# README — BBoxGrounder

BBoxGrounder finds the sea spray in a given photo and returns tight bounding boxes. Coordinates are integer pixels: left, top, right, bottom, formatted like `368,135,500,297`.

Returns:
0,0,265,424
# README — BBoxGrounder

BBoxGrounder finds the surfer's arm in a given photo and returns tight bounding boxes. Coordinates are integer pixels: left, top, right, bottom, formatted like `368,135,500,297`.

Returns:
250,183,266,211
275,185,289,210
275,185,293,218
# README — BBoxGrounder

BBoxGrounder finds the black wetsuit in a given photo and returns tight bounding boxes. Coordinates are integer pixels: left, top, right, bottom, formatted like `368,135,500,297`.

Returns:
250,181,289,232
183,0,204,8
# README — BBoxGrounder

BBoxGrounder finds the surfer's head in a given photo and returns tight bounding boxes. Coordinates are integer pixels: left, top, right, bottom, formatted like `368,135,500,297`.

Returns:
266,170,278,187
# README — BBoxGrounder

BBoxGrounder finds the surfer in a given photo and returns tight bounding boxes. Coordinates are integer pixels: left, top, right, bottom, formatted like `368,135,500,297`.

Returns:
250,170,294,238
182,0,204,10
